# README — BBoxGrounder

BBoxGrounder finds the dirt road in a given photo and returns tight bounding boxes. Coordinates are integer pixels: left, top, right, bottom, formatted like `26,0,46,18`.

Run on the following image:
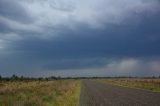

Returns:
80,80,160,106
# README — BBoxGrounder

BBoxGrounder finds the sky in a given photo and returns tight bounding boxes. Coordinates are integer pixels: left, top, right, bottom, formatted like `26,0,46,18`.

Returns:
0,0,160,77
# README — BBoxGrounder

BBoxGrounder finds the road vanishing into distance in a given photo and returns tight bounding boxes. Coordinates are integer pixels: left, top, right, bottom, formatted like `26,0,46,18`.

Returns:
80,80,160,106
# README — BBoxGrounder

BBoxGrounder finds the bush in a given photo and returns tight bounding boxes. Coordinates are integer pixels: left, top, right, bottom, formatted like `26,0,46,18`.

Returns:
11,74,19,80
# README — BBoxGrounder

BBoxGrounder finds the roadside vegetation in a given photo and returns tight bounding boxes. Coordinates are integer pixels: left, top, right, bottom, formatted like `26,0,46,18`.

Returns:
98,78,160,92
0,80,81,106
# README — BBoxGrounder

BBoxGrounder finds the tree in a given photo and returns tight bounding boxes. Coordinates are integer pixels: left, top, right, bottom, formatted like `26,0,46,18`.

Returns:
50,76,57,80
152,76,155,79
57,76,61,80
38,77,43,81
0,75,2,80
20,76,24,81
11,74,19,80
45,77,49,81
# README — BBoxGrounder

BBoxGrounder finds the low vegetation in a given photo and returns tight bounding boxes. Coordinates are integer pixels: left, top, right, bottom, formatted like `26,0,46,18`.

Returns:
0,80,81,106
98,78,160,92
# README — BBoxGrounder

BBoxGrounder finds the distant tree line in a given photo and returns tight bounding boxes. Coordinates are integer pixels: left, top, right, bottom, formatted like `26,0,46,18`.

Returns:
0,74,62,81
0,74,160,81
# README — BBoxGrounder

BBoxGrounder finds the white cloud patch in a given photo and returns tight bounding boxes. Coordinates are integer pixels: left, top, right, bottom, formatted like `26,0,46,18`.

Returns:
105,59,140,75
100,58,160,76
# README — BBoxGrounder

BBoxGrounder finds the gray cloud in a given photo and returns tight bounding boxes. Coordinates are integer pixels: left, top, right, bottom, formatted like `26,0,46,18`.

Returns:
19,0,160,29
0,0,160,77
0,0,32,23
21,58,160,77
1,0,160,33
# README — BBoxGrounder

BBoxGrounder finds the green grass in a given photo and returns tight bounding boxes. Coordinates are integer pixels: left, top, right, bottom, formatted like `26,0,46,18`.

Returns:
55,80,81,106
97,78,160,92
0,80,81,106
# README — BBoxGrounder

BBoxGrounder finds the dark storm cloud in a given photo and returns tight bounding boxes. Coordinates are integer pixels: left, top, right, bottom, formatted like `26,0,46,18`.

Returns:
2,12,160,72
0,0,32,23
0,0,160,76
9,12,160,59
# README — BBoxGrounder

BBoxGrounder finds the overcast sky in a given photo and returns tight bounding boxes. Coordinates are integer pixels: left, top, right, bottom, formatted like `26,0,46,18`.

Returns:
0,0,160,77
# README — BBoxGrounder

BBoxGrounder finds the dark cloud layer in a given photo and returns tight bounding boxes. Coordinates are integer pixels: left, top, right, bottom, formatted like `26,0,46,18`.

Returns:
0,0,32,24
9,13,160,58
0,0,160,77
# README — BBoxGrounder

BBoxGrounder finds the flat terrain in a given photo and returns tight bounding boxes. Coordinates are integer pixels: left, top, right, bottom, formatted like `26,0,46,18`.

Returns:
100,79,160,92
0,80,81,106
80,80,160,106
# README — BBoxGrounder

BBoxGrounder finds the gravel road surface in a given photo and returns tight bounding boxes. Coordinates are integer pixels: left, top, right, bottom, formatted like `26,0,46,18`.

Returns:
80,80,160,106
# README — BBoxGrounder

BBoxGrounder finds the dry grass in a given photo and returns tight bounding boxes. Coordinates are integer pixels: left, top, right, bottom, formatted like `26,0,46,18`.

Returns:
98,78,160,92
0,80,81,106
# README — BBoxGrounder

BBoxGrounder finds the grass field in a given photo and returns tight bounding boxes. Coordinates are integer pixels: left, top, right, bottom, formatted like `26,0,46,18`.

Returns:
98,78,160,92
0,80,81,106
1,78,160,106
